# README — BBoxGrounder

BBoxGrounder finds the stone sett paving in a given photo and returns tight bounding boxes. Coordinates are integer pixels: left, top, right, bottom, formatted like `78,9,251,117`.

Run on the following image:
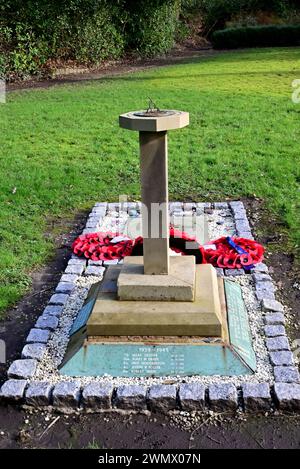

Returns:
1,201,299,413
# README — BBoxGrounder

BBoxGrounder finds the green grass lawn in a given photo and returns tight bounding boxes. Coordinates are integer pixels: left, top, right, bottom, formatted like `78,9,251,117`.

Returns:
0,47,299,318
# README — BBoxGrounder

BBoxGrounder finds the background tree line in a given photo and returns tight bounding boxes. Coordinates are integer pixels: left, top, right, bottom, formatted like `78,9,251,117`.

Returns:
0,0,299,80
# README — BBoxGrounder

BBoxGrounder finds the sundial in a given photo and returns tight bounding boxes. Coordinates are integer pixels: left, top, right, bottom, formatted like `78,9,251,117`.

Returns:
133,98,176,118
60,101,256,377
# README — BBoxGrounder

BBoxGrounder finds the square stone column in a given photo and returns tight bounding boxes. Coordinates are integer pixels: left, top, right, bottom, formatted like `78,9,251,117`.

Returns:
139,131,169,275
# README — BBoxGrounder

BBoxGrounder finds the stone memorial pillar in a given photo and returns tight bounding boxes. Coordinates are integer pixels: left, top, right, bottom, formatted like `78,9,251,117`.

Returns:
59,106,256,380
118,108,198,302
86,106,223,337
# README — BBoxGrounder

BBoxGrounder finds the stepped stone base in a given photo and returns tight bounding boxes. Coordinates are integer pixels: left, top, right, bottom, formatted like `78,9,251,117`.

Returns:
87,263,222,337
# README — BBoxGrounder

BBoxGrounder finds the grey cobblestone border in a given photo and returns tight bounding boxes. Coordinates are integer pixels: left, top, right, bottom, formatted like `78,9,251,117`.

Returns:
1,201,299,413
2,380,298,413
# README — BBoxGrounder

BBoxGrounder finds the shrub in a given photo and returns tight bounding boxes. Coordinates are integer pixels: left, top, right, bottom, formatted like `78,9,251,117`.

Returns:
73,11,125,64
211,24,300,49
125,0,181,57
0,0,181,79
0,23,48,80
181,0,298,34
1,0,299,80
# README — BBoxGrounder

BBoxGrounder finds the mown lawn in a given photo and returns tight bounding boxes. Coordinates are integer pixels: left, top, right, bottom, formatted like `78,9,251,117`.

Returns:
0,47,299,317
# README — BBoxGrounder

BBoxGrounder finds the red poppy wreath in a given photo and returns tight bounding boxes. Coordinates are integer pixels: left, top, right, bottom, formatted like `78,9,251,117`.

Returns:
72,228,264,269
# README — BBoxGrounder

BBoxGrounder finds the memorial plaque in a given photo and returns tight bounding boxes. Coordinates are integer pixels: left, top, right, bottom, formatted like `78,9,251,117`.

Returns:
60,341,254,377
224,280,256,371
60,283,102,368
69,282,101,336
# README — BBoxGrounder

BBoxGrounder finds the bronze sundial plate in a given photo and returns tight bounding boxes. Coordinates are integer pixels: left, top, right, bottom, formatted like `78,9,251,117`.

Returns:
119,110,189,132
133,110,176,118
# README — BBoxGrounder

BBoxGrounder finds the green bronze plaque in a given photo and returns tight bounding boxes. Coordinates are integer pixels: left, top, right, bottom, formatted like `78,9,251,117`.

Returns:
69,282,101,336
60,342,253,377
224,279,256,371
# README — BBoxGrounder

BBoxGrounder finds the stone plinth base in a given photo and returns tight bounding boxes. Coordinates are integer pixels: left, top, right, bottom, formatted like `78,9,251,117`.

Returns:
87,263,222,337
117,256,195,302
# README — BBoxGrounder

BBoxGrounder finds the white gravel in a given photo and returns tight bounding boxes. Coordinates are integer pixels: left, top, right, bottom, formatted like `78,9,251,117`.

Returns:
100,210,129,234
33,205,274,387
207,207,236,240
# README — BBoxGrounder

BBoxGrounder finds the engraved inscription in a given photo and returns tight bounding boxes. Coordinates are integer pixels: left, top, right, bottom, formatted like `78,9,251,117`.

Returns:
225,280,256,368
122,346,185,375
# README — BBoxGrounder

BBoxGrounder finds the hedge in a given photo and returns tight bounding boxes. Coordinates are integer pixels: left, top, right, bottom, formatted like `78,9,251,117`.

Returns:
125,0,181,57
0,0,181,81
181,0,294,35
2,1,300,80
211,24,300,49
